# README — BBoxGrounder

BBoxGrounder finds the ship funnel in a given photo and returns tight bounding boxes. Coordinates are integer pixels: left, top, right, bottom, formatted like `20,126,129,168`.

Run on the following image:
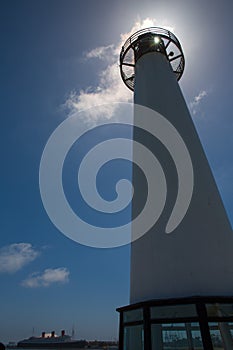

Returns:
61,330,65,337
41,332,45,338
51,331,55,338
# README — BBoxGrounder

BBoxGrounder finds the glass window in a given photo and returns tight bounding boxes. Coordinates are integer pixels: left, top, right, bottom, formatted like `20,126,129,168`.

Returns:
229,322,233,338
206,303,233,318
150,304,197,319
123,308,143,323
151,322,203,350
209,322,233,349
123,325,144,350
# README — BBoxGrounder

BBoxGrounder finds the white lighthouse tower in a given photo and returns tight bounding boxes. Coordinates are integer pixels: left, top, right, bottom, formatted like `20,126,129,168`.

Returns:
117,27,233,350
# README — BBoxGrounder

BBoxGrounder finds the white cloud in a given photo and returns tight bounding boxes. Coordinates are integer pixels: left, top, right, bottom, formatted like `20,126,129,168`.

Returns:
0,243,39,273
66,64,132,124
190,90,208,115
66,18,174,124
85,45,115,60
21,267,70,288
194,90,207,103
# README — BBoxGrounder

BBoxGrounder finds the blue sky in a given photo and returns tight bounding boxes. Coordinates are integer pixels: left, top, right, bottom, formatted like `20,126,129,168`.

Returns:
1,0,233,344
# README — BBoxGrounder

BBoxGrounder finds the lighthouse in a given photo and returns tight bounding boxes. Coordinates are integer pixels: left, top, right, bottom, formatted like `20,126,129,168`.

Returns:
117,27,233,350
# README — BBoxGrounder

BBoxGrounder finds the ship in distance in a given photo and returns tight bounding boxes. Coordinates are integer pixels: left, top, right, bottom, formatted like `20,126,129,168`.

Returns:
17,330,87,348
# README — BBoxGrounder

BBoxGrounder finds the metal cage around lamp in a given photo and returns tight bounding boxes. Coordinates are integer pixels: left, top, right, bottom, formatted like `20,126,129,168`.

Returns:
119,27,185,91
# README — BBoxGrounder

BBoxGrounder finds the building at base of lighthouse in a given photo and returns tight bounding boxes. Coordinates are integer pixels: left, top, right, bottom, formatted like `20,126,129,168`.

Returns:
117,27,233,350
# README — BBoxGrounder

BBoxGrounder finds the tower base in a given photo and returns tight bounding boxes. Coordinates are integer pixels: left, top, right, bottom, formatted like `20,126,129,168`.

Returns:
117,296,233,350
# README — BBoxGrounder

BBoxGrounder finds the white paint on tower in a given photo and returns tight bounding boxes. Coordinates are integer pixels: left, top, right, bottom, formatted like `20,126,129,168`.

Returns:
125,30,233,303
